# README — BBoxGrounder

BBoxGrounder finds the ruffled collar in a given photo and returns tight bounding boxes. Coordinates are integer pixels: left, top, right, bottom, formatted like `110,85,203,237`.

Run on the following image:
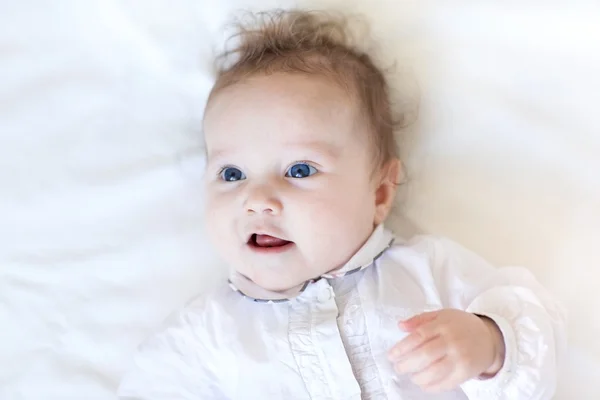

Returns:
228,224,395,303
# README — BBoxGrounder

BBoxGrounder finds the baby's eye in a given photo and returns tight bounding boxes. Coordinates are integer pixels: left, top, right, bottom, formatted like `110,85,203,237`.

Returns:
220,167,246,182
285,163,318,179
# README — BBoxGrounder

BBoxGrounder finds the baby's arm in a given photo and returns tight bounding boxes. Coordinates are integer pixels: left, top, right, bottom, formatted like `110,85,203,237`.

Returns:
118,309,229,400
392,236,566,400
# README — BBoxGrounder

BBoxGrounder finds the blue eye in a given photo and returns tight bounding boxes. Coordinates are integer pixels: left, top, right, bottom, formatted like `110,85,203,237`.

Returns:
285,163,317,179
220,167,246,182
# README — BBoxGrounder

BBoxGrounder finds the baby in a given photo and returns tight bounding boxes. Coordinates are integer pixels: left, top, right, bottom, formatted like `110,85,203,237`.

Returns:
119,10,566,400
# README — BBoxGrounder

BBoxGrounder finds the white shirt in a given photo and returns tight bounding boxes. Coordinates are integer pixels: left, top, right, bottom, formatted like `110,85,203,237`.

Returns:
118,227,566,400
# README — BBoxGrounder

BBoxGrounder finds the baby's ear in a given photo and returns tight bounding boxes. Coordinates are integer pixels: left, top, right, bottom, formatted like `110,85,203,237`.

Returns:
373,158,402,225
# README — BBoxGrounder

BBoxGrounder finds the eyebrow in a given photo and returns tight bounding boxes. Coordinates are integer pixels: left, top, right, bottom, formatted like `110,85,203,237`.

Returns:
207,141,341,163
281,141,342,159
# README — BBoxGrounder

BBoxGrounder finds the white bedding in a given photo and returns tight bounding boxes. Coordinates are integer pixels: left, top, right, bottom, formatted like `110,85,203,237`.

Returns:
1,1,599,399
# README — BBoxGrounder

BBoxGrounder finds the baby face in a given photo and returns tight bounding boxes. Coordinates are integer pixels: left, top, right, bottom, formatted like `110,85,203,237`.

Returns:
203,73,380,291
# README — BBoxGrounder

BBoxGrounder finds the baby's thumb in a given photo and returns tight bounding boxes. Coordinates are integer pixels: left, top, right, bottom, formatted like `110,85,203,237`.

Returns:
399,311,438,332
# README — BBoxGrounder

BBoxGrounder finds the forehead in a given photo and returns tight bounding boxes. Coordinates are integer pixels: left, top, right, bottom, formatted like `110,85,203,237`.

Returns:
203,73,365,156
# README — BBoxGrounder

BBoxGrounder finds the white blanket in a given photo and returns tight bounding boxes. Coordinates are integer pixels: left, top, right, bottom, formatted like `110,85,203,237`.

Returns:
1,1,599,399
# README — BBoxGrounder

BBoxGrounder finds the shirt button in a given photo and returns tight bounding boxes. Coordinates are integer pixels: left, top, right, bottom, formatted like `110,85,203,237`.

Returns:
318,287,333,302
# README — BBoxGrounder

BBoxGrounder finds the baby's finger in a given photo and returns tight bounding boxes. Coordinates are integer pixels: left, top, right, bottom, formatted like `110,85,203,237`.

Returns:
421,357,467,393
389,322,439,360
392,337,446,375
398,311,439,332
410,357,454,393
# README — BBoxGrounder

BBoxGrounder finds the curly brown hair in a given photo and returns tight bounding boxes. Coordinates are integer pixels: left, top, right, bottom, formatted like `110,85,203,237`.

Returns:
206,9,402,168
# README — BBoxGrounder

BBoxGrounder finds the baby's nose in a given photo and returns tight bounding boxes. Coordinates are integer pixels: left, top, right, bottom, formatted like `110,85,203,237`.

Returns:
244,185,282,215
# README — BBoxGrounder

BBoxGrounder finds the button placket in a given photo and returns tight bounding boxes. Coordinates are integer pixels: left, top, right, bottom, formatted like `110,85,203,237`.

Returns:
288,280,361,399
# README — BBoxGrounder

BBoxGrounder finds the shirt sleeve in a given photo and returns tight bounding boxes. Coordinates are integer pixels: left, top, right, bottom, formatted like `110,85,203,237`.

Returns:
419,236,567,400
117,309,230,400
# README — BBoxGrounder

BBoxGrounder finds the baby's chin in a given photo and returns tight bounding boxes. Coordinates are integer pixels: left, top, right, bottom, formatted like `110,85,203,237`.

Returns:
237,267,314,293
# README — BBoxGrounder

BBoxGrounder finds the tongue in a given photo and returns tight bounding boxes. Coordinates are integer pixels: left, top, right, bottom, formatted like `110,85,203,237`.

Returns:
255,234,289,247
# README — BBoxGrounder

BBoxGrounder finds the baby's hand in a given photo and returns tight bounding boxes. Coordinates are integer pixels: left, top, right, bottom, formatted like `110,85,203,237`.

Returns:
388,309,505,393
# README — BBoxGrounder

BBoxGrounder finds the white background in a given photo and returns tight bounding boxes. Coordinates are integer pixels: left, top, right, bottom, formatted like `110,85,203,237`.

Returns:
1,1,599,399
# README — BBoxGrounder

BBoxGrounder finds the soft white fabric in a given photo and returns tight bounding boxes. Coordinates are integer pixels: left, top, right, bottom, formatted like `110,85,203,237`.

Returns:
118,229,565,399
2,2,599,400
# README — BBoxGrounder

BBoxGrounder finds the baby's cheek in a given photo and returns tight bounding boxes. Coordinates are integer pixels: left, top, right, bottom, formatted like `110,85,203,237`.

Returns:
203,205,220,238
204,202,231,251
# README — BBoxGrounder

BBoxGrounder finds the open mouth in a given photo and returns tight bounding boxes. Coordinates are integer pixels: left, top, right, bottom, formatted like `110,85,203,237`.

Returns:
247,233,294,252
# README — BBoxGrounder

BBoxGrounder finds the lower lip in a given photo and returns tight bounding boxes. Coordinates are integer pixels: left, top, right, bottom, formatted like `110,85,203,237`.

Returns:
247,242,295,254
